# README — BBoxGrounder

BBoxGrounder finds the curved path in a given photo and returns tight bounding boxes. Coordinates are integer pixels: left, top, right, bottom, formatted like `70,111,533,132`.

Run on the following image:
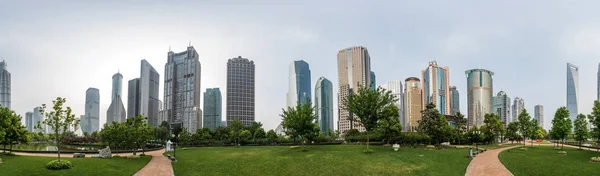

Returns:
465,145,520,176
133,149,173,176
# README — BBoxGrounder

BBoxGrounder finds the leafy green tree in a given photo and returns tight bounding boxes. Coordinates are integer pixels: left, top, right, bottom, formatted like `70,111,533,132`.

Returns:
254,128,266,140
467,126,484,145
505,122,520,144
172,126,183,142
517,109,533,146
281,100,319,149
178,129,193,146
38,97,79,162
214,126,230,142
453,112,467,145
266,129,278,143
527,120,539,147
240,130,252,141
573,113,589,149
377,105,402,144
343,85,397,151
0,107,29,152
588,101,600,155
126,115,153,154
418,103,453,144
551,107,572,149
248,122,263,136
483,113,504,144
229,120,244,145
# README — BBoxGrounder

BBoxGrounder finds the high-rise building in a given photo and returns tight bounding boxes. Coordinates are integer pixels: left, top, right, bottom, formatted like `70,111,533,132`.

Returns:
315,77,334,135
25,112,33,132
493,91,511,128
33,107,44,133
370,71,376,90
164,46,202,132
567,63,579,125
386,80,404,130
450,86,460,115
534,105,543,128
83,88,100,133
404,77,423,132
203,88,222,131
422,61,450,115
598,63,600,101
286,60,311,107
337,46,371,133
0,60,10,109
226,56,255,126
127,78,140,118
465,69,494,127
140,60,161,126
107,72,126,125
512,97,525,122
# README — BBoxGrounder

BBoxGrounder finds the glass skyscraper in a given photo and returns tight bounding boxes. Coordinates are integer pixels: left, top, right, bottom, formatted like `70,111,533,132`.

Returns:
404,77,422,132
370,71,376,90
315,77,333,135
534,105,543,128
493,90,511,128
567,63,578,126
84,88,100,133
286,60,311,107
465,69,494,127
422,61,450,115
0,60,10,109
450,86,460,115
227,56,255,126
386,80,404,129
337,46,371,133
107,72,126,124
203,88,222,131
512,97,525,122
164,47,202,132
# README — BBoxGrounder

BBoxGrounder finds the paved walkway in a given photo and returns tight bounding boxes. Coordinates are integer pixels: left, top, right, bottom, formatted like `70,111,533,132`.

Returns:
465,145,520,176
133,149,173,176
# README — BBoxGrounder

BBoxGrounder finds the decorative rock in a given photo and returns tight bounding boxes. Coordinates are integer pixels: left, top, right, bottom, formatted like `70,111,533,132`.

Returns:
73,153,85,158
99,146,112,158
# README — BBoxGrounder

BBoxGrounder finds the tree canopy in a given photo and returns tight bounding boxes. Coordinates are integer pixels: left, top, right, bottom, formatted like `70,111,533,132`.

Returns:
39,97,79,162
418,103,452,144
281,100,319,149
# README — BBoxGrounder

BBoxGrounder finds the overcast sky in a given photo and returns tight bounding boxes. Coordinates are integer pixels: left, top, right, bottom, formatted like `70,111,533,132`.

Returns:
2,0,600,131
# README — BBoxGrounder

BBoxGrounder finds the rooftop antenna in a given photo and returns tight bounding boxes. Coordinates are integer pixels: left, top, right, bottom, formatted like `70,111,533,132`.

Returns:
189,41,192,47
169,45,171,52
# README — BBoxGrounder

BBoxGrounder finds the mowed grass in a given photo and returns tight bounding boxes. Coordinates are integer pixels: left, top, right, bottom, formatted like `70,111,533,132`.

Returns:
499,146,600,176
0,154,151,176
170,145,472,176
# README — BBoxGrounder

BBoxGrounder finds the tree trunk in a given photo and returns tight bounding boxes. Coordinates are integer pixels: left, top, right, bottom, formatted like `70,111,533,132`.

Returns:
366,131,370,150
57,142,61,162
580,140,582,149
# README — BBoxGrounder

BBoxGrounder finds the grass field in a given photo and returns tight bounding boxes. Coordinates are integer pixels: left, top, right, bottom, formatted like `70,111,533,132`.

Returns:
0,154,151,176
499,146,600,176
168,145,472,176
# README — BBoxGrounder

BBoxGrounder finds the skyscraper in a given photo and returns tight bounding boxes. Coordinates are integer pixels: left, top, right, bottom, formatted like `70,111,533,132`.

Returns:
512,97,525,122
404,77,422,132
33,107,44,133
286,60,311,107
25,112,33,132
386,80,404,130
450,86,460,115
598,63,600,101
227,56,255,126
315,77,333,135
337,46,371,133
127,78,140,118
422,61,450,115
535,105,543,128
370,71,376,90
465,69,494,127
140,60,161,126
107,72,126,125
567,63,579,126
0,60,10,109
84,88,100,134
164,46,202,132
203,88,222,131
493,91,511,128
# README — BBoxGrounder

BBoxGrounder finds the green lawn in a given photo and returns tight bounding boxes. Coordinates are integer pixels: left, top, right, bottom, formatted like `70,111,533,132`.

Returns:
499,146,600,176
168,145,472,176
0,154,151,176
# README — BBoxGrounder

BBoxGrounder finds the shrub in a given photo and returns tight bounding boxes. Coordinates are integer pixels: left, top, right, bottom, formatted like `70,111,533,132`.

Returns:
1,152,15,156
139,154,146,157
455,146,466,149
289,146,300,149
127,155,141,159
590,157,600,162
46,160,73,170
362,149,374,153
426,145,436,149
558,151,567,155
113,154,121,158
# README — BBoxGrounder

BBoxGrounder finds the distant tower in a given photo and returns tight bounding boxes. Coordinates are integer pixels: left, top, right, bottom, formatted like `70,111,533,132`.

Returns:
465,69,494,127
226,56,255,126
203,88,222,131
315,77,334,135
107,72,126,124
84,88,100,133
0,60,10,109
598,63,600,101
512,97,525,122
164,47,202,132
404,77,422,132
449,86,460,115
370,71,376,90
567,63,579,126
493,91,511,128
534,105,544,128
422,61,450,114
287,60,311,107
25,112,33,132
386,80,404,130
337,46,371,133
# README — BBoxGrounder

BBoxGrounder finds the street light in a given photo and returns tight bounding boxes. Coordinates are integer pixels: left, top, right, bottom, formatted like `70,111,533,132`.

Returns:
472,130,481,153
172,134,176,158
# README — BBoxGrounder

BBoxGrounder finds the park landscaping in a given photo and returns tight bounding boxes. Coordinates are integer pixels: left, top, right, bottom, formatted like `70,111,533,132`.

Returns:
167,145,472,176
0,153,151,175
499,146,600,176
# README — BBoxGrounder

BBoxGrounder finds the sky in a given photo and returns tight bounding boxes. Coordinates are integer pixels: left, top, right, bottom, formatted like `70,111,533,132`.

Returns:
1,0,600,131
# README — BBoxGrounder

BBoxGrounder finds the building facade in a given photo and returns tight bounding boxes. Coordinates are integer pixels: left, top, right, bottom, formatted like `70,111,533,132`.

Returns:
25,112,33,132
107,72,126,125
465,69,494,127
164,47,202,132
370,71,376,90
404,77,423,132
226,56,255,126
598,63,600,101
534,105,543,128
492,91,511,128
450,86,460,115
203,88,222,130
567,63,579,125
386,80,404,130
140,60,161,126
512,97,525,122
33,107,44,133
287,60,311,107
127,78,140,118
422,61,450,115
84,88,100,134
315,77,334,135
337,46,371,133
0,60,10,109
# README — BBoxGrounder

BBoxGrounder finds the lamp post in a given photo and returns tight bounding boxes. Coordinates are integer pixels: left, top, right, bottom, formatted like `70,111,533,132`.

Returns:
172,134,176,158
472,130,481,153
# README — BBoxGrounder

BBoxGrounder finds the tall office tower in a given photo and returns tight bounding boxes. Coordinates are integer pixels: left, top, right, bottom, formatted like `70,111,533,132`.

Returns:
386,80,404,130
107,72,126,125
140,60,161,126
33,107,44,133
127,78,140,118
0,60,10,109
370,71,376,90
598,63,600,101
567,63,579,127
450,86,460,115
493,91,511,128
286,60,311,107
164,47,202,132
203,88,222,131
534,105,543,128
337,46,371,133
84,88,100,133
465,69,494,127
512,97,525,122
315,77,334,135
25,112,33,132
404,77,423,132
422,61,450,115
226,56,255,126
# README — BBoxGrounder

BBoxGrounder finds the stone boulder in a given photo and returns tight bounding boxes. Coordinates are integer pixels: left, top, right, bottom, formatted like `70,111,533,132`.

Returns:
73,153,85,158
99,146,112,158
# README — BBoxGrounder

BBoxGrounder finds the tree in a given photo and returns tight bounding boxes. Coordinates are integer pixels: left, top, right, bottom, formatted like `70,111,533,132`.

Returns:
126,115,153,155
0,107,29,152
418,103,453,144
266,130,278,143
550,107,572,149
453,112,467,145
573,113,589,149
229,120,244,145
527,120,539,147
483,113,504,144
240,130,252,142
517,109,533,146
505,122,520,144
254,128,266,141
588,101,600,155
214,126,230,142
38,97,80,162
172,126,183,143
248,122,263,137
377,105,402,144
281,100,319,149
343,85,397,151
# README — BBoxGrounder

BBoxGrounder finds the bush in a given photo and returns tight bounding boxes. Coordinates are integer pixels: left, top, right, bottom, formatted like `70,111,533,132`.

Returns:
426,145,436,149
455,146,466,149
46,160,73,170
127,155,141,159
590,157,600,162
558,151,567,155
1,152,15,156
362,149,374,153
139,154,146,157
289,146,300,149
113,154,121,158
